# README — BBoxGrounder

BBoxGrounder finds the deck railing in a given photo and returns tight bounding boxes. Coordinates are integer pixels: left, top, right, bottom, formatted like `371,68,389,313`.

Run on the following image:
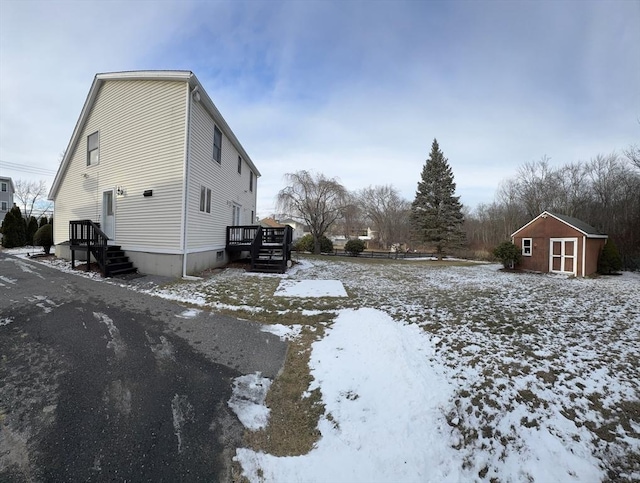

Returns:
226,225,260,246
69,220,109,275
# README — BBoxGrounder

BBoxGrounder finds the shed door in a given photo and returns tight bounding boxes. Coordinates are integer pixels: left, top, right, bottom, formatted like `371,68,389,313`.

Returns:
549,238,577,275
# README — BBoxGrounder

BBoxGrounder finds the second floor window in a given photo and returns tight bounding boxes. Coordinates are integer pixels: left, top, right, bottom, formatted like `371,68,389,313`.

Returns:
249,171,254,192
238,156,242,174
87,131,99,166
213,126,222,163
1,182,6,192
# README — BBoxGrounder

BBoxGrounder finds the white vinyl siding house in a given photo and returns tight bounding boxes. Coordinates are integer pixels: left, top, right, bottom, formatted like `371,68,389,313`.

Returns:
49,71,260,277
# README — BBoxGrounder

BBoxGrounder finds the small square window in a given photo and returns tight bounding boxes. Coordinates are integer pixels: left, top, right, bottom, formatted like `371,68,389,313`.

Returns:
522,238,532,256
238,156,242,174
216,250,224,261
213,126,222,163
87,131,99,166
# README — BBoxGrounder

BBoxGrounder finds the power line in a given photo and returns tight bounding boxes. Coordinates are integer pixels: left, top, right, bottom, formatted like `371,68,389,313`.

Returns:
0,160,58,176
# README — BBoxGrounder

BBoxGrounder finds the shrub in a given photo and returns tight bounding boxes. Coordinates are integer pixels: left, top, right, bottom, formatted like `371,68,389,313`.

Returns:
598,239,622,274
294,234,334,253
27,216,39,246
493,241,521,269
345,239,366,256
34,223,53,254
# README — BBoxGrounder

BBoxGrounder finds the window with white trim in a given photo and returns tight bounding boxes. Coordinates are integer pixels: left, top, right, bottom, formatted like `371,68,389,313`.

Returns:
87,131,99,166
200,186,212,213
1,182,6,192
1,201,7,211
213,126,222,163
522,238,532,256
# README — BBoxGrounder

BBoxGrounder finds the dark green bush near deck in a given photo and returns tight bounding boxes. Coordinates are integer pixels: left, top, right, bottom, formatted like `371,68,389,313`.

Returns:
34,223,53,254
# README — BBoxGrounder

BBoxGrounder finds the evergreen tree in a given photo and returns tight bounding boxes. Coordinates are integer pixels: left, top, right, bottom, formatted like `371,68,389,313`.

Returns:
27,216,39,246
598,239,622,274
39,216,48,228
1,206,27,248
411,139,465,259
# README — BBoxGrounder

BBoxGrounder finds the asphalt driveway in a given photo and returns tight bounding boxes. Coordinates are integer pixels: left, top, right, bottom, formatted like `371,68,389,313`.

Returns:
0,251,287,482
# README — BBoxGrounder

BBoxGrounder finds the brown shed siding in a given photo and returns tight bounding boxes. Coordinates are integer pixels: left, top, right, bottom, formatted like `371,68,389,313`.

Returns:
512,214,606,277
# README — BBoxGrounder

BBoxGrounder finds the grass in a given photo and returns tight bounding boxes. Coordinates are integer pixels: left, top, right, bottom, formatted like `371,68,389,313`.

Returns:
152,254,640,479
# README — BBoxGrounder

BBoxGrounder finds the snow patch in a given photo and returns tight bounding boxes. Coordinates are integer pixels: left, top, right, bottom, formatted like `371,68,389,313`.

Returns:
274,279,347,298
236,308,459,482
228,373,272,430
261,324,303,341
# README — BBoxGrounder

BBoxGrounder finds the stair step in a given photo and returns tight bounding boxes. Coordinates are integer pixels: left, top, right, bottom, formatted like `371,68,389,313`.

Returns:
109,267,137,277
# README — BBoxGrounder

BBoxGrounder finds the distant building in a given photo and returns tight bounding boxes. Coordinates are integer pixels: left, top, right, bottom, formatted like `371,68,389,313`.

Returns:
0,176,15,225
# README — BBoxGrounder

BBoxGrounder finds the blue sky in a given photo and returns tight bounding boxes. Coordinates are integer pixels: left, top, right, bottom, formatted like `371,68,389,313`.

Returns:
1,0,638,217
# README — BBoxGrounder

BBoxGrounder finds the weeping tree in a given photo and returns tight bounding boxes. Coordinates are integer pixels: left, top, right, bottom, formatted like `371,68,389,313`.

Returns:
411,139,465,259
277,170,348,254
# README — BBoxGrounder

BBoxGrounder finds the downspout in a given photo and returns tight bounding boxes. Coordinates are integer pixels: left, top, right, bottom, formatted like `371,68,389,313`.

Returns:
181,84,197,278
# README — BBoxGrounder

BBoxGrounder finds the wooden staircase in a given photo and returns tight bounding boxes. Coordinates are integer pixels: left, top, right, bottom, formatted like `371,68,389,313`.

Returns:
251,226,293,273
227,225,292,274
69,220,137,278
104,245,136,277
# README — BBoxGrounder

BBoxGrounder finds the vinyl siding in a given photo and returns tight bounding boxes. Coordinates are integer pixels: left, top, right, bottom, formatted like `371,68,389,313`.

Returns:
53,80,187,250
187,100,257,249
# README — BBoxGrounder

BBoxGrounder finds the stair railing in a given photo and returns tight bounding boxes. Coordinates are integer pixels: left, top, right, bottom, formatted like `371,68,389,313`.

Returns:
69,220,109,276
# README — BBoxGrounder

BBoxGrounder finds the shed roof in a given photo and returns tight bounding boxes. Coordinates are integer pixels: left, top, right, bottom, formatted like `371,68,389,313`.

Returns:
511,211,608,238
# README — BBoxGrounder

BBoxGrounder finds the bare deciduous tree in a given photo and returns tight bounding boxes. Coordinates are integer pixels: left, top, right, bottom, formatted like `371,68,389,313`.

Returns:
276,170,348,254
359,185,410,249
13,179,51,219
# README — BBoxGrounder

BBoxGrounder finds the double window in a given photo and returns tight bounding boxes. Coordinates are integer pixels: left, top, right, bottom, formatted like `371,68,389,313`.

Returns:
522,238,532,256
213,126,222,163
87,131,99,166
200,185,211,213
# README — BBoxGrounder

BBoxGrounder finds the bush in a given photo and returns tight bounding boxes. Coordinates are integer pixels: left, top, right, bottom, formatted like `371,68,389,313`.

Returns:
294,234,334,253
493,241,521,269
34,223,53,254
345,239,366,256
598,239,622,274
27,216,39,246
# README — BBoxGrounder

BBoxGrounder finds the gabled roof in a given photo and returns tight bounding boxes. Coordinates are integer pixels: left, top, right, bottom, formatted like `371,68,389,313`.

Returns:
49,70,260,200
260,217,285,228
511,211,608,238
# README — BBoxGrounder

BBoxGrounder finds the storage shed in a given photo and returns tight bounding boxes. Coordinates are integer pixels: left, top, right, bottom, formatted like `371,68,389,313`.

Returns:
511,211,608,277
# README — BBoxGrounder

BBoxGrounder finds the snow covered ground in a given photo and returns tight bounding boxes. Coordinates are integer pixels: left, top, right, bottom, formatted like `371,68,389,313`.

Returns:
6,249,640,482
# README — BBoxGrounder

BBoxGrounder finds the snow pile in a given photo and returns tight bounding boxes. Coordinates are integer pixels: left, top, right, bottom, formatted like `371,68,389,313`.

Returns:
274,279,347,298
236,308,461,483
228,373,272,430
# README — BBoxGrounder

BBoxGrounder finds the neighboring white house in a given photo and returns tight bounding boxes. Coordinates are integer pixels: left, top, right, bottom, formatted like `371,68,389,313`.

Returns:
48,71,259,277
278,218,308,241
0,176,15,228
